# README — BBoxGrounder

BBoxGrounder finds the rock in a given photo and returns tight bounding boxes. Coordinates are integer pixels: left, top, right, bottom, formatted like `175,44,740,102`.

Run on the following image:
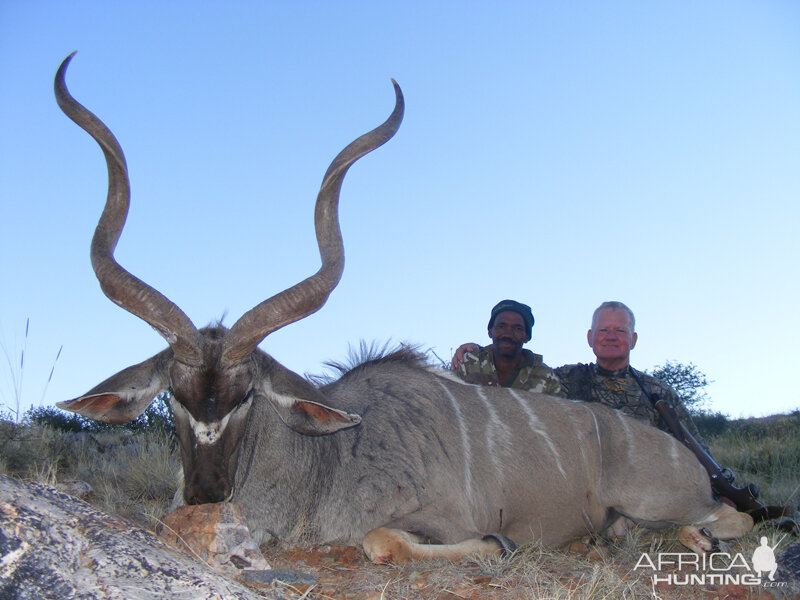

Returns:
773,541,800,597
0,474,278,600
54,478,94,500
159,503,270,578
778,541,800,578
239,568,316,586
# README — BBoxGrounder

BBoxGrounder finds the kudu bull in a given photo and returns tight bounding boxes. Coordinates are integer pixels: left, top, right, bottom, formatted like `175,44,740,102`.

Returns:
55,53,751,563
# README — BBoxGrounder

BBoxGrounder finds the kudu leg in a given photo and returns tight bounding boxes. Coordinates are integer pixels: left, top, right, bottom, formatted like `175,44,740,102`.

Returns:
362,527,512,564
678,503,754,553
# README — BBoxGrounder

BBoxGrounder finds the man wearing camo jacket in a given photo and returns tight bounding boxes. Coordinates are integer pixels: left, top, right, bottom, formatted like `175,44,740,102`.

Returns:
554,300,706,446
453,299,563,396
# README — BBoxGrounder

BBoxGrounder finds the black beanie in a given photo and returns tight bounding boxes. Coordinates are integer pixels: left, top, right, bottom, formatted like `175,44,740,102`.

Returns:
488,299,534,339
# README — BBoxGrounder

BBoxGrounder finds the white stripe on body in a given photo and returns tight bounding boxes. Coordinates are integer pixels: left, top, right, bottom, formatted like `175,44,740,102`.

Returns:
613,410,635,466
437,380,475,510
589,411,603,472
508,389,567,480
668,434,682,466
473,385,513,477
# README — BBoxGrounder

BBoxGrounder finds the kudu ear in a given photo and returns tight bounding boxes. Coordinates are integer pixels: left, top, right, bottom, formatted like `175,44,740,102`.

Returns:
258,365,361,435
57,348,172,425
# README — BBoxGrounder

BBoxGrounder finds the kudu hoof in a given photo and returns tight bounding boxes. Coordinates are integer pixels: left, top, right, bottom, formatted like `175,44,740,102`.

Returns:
482,533,518,558
699,528,721,552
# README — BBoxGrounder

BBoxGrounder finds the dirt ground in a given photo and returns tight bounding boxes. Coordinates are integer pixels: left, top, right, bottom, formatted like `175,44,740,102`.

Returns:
251,537,798,600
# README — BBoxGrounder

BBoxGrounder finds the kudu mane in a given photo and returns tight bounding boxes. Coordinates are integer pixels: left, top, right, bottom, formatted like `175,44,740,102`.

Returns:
310,342,428,387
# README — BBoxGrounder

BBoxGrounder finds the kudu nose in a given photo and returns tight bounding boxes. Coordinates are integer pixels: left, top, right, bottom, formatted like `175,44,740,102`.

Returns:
185,471,231,504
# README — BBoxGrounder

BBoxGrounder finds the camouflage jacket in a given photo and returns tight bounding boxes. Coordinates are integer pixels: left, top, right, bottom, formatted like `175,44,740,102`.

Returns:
455,345,565,396
554,362,707,449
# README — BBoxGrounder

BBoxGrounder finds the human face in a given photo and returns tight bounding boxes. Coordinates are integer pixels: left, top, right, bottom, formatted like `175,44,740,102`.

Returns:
489,311,529,358
587,308,638,370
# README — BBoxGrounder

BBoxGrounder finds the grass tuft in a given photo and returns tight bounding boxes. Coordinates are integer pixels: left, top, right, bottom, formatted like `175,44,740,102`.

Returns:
0,420,180,530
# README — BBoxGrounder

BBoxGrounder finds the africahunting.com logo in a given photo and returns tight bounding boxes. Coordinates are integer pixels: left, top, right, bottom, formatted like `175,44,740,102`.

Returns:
634,536,786,589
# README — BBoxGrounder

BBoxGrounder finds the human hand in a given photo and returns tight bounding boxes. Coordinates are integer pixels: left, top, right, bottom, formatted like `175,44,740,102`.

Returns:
450,343,480,370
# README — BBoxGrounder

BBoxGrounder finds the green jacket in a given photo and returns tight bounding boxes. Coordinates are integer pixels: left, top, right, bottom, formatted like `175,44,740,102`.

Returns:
455,345,564,396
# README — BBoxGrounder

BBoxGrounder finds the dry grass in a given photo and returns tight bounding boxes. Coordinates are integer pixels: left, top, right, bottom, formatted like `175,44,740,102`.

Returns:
0,421,180,529
709,412,800,509
258,527,773,600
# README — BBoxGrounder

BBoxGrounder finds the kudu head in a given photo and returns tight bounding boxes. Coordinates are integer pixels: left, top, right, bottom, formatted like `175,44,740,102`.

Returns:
54,53,403,504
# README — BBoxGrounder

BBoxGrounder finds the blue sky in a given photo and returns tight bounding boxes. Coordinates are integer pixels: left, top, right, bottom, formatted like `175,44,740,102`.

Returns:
1,1,798,419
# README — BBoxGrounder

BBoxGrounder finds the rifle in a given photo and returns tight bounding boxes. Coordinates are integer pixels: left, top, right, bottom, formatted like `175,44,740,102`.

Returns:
628,367,797,531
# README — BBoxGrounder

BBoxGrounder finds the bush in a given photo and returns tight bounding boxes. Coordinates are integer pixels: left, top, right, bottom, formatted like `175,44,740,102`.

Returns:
22,393,175,437
693,411,730,437
124,393,175,436
648,361,710,415
24,406,93,433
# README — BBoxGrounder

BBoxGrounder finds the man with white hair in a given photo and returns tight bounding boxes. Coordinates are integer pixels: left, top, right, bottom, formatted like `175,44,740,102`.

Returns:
553,300,704,443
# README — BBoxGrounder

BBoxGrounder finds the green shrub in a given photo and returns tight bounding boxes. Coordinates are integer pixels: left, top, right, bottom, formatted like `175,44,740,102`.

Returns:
24,406,92,433
124,393,175,436
693,411,730,437
22,393,175,437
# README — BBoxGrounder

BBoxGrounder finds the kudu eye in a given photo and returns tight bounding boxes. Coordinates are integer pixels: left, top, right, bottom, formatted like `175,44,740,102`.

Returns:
229,390,253,412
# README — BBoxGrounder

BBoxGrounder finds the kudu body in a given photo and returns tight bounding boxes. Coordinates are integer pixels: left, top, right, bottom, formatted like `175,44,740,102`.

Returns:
55,54,751,563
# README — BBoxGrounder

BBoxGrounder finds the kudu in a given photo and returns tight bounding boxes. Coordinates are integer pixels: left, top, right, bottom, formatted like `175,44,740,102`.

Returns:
55,53,752,563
